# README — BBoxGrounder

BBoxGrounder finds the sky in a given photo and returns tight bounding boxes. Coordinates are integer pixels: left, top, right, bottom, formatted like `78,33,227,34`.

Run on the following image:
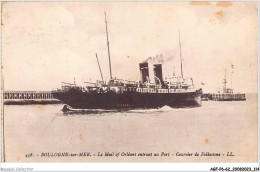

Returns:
2,1,258,93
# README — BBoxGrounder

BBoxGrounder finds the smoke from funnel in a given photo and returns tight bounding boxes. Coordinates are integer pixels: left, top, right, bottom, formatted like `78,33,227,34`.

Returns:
143,52,175,64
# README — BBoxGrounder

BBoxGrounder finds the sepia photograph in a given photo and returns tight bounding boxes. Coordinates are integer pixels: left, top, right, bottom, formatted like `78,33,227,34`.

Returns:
1,1,258,165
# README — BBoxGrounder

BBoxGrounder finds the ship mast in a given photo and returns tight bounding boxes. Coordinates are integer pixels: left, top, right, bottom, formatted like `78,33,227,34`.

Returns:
179,30,183,78
223,68,227,91
231,66,234,90
95,53,104,82
104,12,112,79
231,71,233,90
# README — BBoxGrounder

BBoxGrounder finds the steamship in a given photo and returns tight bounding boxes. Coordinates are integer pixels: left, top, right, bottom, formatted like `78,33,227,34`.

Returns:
52,13,202,110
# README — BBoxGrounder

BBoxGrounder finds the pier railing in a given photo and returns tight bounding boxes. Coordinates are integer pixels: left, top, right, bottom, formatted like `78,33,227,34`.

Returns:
4,91,55,100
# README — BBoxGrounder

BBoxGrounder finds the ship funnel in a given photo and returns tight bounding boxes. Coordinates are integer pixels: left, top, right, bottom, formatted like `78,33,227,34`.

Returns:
153,64,163,85
139,63,149,83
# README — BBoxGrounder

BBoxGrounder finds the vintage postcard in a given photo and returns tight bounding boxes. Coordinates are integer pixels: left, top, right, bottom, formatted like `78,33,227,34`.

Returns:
1,1,258,164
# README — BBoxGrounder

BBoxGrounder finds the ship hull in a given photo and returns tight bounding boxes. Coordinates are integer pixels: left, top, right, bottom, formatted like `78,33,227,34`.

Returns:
53,89,202,109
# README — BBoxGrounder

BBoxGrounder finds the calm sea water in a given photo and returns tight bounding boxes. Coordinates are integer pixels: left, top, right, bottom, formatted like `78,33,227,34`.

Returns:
3,94,258,162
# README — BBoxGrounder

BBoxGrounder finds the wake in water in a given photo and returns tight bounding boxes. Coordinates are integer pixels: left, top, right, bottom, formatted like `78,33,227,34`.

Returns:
128,105,173,114
59,104,185,115
61,104,133,115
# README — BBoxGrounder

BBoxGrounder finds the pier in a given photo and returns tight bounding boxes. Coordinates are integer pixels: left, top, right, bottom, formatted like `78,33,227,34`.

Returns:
201,93,246,101
4,91,54,100
3,91,61,105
